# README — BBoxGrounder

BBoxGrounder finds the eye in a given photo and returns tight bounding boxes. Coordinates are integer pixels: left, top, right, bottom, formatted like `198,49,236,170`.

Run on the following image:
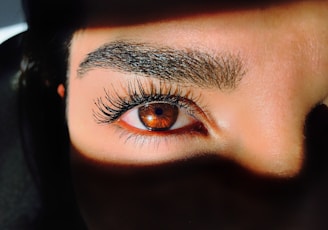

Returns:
120,102,198,132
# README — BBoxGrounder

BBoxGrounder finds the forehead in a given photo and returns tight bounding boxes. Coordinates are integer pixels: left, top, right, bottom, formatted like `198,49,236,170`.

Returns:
81,0,305,26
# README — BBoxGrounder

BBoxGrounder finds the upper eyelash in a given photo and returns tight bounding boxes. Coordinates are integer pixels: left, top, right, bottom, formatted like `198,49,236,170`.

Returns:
93,79,202,124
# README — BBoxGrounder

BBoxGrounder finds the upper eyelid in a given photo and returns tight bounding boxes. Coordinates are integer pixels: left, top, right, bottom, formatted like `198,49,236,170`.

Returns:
92,79,208,124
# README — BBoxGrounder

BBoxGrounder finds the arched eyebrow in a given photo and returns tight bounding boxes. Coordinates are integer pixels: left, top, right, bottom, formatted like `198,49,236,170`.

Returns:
77,41,246,90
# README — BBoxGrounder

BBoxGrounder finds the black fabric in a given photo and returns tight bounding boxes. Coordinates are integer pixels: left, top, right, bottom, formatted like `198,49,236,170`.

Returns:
0,34,41,230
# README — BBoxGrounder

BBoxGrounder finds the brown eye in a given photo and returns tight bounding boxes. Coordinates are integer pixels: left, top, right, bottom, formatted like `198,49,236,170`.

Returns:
120,101,199,133
138,103,179,131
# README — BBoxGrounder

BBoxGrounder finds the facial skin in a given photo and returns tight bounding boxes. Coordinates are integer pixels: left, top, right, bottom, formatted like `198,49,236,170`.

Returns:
68,1,328,175
65,1,328,229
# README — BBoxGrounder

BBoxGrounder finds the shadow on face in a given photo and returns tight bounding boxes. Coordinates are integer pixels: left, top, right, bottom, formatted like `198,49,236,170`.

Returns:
71,104,328,230
81,0,301,27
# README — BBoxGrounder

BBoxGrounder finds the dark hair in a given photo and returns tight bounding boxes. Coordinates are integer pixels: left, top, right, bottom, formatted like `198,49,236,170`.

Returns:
20,0,86,228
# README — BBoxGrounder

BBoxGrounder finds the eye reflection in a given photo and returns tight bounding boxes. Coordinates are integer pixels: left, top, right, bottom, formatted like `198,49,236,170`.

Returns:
139,103,179,131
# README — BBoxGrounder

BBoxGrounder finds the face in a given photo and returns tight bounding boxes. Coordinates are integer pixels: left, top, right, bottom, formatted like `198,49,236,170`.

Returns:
65,1,328,229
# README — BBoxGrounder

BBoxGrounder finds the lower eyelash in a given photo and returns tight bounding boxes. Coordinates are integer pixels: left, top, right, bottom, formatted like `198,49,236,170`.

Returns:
93,79,202,124
113,121,206,149
116,124,172,147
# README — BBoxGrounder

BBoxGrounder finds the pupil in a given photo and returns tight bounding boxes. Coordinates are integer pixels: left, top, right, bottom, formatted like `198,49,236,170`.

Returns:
155,108,164,116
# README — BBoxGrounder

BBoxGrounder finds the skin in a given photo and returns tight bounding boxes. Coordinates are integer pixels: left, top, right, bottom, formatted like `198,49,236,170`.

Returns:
63,1,328,229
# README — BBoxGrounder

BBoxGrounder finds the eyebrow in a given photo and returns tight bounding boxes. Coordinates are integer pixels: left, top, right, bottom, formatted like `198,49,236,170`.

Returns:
77,41,246,90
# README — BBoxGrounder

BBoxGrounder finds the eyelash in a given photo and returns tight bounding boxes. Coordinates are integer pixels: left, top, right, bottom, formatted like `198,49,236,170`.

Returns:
93,79,204,126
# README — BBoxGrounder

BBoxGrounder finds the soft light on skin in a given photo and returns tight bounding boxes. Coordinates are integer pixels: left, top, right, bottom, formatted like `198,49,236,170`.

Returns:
66,1,328,178
61,2,328,229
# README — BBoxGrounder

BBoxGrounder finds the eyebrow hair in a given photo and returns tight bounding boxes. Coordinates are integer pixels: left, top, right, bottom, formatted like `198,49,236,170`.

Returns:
77,41,246,90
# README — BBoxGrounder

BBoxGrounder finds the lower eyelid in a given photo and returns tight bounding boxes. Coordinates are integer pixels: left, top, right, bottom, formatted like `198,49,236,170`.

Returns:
114,120,208,142
117,115,208,136
99,123,210,164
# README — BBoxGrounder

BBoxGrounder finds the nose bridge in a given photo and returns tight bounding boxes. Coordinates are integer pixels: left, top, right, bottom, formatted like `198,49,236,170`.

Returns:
206,90,306,178
234,114,304,177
